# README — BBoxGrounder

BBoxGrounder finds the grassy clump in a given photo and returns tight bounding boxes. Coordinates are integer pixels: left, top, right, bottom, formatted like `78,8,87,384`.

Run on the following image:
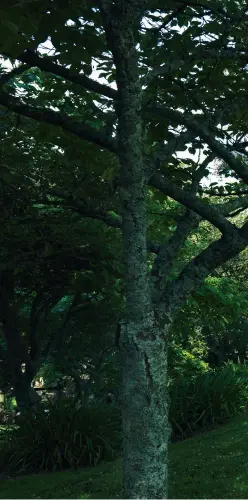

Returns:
170,362,248,440
1,415,248,498
0,398,121,476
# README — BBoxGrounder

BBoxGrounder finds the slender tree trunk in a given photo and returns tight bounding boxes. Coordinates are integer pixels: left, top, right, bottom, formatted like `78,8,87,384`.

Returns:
5,324,41,411
0,272,41,411
0,392,4,423
12,362,41,411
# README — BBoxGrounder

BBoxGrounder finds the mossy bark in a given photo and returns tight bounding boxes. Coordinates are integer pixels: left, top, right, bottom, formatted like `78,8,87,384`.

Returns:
100,2,170,496
120,320,170,498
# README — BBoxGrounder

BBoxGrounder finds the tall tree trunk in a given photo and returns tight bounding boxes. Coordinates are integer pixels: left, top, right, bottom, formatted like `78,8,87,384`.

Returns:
120,321,170,498
9,347,41,411
0,271,41,411
4,331,41,412
4,323,41,411
101,3,170,496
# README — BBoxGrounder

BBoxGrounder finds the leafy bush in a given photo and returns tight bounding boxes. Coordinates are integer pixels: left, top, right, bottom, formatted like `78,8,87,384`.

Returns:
168,343,209,381
169,361,248,440
0,398,121,476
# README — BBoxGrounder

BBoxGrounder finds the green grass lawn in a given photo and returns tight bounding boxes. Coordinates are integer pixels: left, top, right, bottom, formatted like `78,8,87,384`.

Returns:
1,415,248,499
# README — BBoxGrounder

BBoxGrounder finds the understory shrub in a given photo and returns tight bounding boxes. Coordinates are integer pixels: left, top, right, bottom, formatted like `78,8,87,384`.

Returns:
0,398,121,476
169,361,248,440
168,343,209,381
1,363,247,476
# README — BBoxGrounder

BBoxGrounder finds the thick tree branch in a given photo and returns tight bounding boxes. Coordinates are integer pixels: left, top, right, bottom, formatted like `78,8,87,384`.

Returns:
0,64,29,88
215,195,248,216
229,206,248,218
46,189,122,228
150,172,237,234
166,220,248,317
150,4,187,34
3,49,117,100
38,193,160,254
0,90,117,153
191,154,216,193
234,141,248,153
150,154,214,306
151,210,200,309
147,129,194,175
148,105,248,184
43,180,248,259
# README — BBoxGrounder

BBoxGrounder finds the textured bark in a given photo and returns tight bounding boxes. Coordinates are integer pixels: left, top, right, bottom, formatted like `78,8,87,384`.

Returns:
120,320,170,498
100,2,170,497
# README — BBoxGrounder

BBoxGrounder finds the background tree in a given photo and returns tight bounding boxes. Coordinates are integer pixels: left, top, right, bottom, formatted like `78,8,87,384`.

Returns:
0,158,122,408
